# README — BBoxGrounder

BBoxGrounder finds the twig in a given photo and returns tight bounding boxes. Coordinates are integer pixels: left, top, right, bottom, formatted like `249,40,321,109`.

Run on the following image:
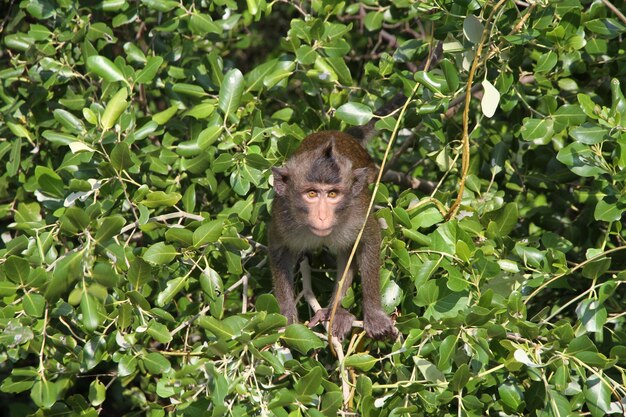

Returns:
602,0,626,25
382,169,436,194
525,246,626,303
119,211,205,234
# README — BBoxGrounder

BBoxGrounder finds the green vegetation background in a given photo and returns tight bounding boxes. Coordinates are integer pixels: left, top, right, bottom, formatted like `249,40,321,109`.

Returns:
0,0,625,416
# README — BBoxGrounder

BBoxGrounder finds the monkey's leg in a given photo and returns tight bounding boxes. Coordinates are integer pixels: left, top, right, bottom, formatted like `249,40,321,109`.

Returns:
269,245,298,324
309,251,356,340
358,219,398,340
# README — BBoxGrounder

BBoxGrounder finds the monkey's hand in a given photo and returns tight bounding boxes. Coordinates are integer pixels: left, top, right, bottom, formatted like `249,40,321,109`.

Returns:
364,310,398,340
308,307,355,340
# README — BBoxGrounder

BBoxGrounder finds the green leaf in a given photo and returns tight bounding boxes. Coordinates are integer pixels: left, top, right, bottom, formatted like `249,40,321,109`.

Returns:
535,50,558,73
197,125,223,149
463,14,483,44
101,88,129,130
321,392,343,417
118,354,138,377
135,56,163,84
142,191,182,208
295,45,317,65
30,380,58,409
193,219,224,247
556,143,609,177
584,376,611,417
95,215,126,243
3,273,29,296
7,137,21,177
35,166,64,198
335,102,373,125
165,228,194,247
437,335,457,371
88,379,106,407
184,102,215,119
87,55,128,84
414,358,445,383
152,105,179,124
110,142,133,171
344,353,378,371
45,251,83,302
218,68,244,119
172,83,206,98
364,11,383,31
53,109,86,133
141,0,178,12
23,293,46,317
147,321,173,343
123,42,146,63
156,276,187,307
281,324,325,354
143,242,178,265
440,59,459,92
520,118,554,145
498,379,524,412
594,199,623,222
570,123,609,144
0,370,36,394
198,316,236,340
128,258,153,287
5,256,31,284
189,13,222,35
200,267,223,300
484,202,518,238
142,352,171,375
81,292,102,331
7,121,32,140
449,364,470,392
552,104,586,132
294,367,323,396
327,57,352,84
575,299,607,333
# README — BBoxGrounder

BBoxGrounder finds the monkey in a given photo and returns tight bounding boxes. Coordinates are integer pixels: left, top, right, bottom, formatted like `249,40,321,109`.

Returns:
268,130,398,341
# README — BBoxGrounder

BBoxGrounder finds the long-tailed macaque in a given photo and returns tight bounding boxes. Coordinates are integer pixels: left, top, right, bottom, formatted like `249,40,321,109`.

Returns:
269,130,397,340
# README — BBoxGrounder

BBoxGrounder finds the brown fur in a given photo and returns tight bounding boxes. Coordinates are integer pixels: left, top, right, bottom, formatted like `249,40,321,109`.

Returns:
269,131,397,340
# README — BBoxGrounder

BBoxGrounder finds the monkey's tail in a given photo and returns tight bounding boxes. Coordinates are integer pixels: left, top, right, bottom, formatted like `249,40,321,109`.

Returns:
345,93,406,145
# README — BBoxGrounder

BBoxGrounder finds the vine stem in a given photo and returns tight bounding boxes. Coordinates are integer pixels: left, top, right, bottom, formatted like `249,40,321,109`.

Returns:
446,0,508,220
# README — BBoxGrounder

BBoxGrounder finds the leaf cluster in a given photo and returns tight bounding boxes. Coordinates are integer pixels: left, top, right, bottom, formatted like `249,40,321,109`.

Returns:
0,0,625,416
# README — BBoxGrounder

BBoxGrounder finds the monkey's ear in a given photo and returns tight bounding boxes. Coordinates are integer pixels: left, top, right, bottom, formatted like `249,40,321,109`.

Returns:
352,167,371,196
272,167,290,196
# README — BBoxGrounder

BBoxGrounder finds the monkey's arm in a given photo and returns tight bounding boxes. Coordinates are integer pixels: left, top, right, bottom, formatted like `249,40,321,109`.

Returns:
268,243,298,324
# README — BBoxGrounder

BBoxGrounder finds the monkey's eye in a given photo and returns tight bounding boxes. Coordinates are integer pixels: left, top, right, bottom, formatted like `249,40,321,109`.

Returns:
306,190,318,199
328,190,339,199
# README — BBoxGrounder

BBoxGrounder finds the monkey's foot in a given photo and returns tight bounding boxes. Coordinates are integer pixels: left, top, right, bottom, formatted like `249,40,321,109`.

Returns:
308,308,355,340
364,310,398,340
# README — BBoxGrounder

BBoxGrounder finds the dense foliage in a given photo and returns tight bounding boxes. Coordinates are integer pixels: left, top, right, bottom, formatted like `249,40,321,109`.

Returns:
1,0,626,415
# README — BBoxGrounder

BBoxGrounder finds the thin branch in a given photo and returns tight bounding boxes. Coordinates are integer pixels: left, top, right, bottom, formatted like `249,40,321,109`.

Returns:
602,0,626,25
119,211,205,235
446,0,508,220
524,246,626,304
382,169,436,194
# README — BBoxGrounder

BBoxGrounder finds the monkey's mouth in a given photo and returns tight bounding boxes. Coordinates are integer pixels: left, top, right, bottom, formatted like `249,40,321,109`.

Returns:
309,226,333,237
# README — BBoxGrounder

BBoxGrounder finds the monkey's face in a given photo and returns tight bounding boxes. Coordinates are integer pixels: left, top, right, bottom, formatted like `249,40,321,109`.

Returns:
299,186,346,237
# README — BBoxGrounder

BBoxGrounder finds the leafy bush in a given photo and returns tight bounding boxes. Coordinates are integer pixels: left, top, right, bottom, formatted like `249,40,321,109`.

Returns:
1,0,625,416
